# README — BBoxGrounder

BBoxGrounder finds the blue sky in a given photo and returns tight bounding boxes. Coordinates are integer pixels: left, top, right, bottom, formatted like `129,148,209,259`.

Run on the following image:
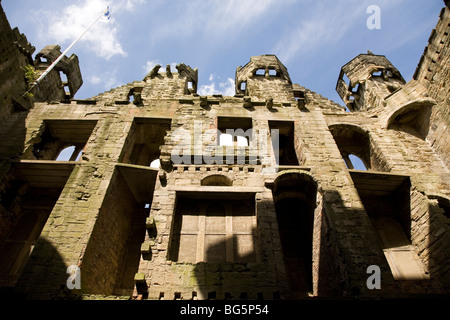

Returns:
2,0,445,104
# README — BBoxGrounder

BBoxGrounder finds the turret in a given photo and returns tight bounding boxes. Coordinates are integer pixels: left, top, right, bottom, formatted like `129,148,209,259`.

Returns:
336,52,405,111
235,55,294,102
33,45,83,101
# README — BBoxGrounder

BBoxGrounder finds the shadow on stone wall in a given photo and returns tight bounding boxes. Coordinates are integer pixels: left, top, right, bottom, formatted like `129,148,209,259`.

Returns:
1,236,75,300
191,230,281,300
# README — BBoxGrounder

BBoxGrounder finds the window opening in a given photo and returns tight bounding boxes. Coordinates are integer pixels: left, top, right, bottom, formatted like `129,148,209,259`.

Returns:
372,70,383,77
342,73,351,87
269,121,299,166
30,120,96,161
170,198,256,263
217,117,252,147
345,154,367,170
255,69,265,76
239,81,247,93
272,171,317,296
350,172,428,280
122,118,171,167
329,124,379,171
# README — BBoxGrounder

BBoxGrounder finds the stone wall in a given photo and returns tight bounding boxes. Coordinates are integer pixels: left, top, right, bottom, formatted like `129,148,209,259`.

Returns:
0,2,449,300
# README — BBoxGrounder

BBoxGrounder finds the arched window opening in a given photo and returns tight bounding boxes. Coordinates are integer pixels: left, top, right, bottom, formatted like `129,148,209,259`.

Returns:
387,102,433,140
29,119,96,161
201,174,233,186
329,124,387,171
122,118,171,167
344,154,367,170
56,145,82,161
272,171,317,298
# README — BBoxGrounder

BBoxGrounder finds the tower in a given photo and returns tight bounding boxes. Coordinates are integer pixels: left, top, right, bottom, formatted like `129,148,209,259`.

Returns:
336,52,406,112
235,54,294,103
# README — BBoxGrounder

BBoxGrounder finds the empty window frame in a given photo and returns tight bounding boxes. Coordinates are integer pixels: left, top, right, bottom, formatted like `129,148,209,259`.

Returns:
269,121,299,166
0,161,75,286
349,171,428,280
121,118,171,167
239,81,247,94
217,117,252,147
345,154,367,170
272,171,317,295
31,120,97,161
55,145,83,161
329,124,372,171
255,69,265,76
170,197,257,263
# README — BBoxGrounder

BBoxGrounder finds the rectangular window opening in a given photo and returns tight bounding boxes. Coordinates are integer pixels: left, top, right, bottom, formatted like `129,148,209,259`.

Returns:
372,71,383,77
30,120,97,161
240,81,247,92
169,196,257,264
349,172,428,281
217,117,252,147
269,121,299,166
255,69,265,76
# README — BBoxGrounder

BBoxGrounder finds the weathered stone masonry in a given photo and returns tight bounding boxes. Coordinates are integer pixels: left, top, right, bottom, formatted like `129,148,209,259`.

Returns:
0,1,449,299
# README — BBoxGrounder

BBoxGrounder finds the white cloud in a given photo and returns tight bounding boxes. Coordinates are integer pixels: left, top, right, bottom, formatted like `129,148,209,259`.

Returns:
198,75,235,96
272,0,410,64
143,60,161,74
35,0,146,60
90,75,101,84
272,3,364,64
124,0,147,12
142,60,178,76
87,69,120,90
149,0,283,44
219,78,236,97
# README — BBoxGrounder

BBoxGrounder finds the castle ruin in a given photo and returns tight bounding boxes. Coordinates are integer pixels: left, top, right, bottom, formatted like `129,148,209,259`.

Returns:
0,1,449,300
